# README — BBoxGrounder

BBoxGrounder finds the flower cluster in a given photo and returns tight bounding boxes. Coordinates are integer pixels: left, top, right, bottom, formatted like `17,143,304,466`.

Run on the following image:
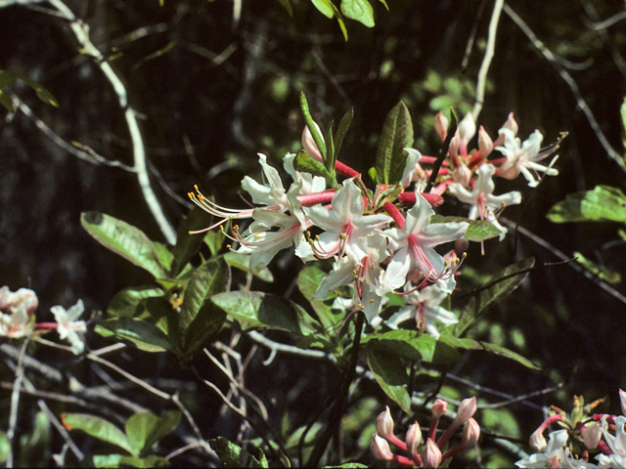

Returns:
0,286,87,354
188,110,561,335
370,397,479,467
516,390,626,468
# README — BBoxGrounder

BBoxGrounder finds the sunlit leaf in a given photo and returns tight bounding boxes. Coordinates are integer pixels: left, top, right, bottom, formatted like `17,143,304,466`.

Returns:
225,252,274,282
547,186,626,223
310,0,334,18
341,0,374,27
107,286,165,318
125,411,181,455
297,265,342,334
0,432,8,464
362,330,462,364
62,413,134,455
364,346,412,414
95,317,171,352
10,70,59,107
375,101,413,184
430,215,500,242
209,437,265,468
18,412,51,468
574,251,621,284
81,212,168,279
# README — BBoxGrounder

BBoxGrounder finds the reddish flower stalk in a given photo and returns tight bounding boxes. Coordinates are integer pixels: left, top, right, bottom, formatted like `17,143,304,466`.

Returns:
383,202,405,230
297,191,335,206
399,192,444,207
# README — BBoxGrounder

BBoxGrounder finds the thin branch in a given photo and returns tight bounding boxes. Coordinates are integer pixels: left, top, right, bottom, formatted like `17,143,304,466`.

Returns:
47,0,177,243
472,0,504,120
247,330,336,361
5,338,29,468
478,382,566,410
589,10,626,30
461,0,489,71
0,344,63,383
503,3,626,174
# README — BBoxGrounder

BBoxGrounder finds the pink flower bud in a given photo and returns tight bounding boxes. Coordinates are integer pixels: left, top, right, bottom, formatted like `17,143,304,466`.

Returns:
529,427,547,452
458,112,476,143
451,162,471,187
620,389,626,417
370,432,394,461
502,112,518,135
301,122,325,163
453,397,477,426
434,112,449,141
582,422,602,450
422,439,442,468
461,418,480,447
478,126,493,159
406,422,422,460
432,399,448,419
376,406,395,441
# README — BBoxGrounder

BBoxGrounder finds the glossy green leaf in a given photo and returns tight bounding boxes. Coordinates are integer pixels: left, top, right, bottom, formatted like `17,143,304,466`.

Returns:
574,251,621,284
300,91,327,161
438,334,539,369
364,347,412,414
95,317,171,352
334,108,354,161
362,330,462,364
375,101,413,184
430,215,501,242
341,0,374,27
62,413,133,455
180,257,229,332
93,454,169,468
92,454,125,468
547,186,626,223
9,70,59,107
311,0,334,18
293,150,334,184
171,205,215,276
107,286,165,318
205,224,227,256
182,299,226,357
377,0,388,9
209,437,265,468
211,291,321,336
297,265,341,334
455,257,535,336
275,0,293,16
225,252,274,282
81,212,168,279
125,411,181,455
0,432,8,463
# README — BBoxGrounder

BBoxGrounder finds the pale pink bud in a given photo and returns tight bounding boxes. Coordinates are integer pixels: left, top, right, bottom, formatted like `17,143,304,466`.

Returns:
620,389,626,417
434,112,449,141
461,418,480,447
448,135,460,162
406,422,422,460
432,399,448,419
457,112,476,143
376,406,395,441
301,122,325,163
453,397,477,426
583,422,602,450
502,112,518,135
370,432,394,461
421,439,442,468
478,126,493,158
529,428,547,452
451,162,471,187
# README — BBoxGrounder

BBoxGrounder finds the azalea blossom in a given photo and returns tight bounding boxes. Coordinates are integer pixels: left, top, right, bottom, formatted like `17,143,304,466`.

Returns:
494,128,559,187
596,415,626,468
448,163,521,240
515,430,596,469
51,299,87,355
384,196,468,289
0,286,38,338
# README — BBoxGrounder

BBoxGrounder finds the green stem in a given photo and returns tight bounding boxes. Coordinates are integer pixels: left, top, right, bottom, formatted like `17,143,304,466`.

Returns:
426,107,458,192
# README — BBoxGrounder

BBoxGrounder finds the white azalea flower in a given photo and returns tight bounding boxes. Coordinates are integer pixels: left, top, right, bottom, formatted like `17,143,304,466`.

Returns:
516,430,600,469
596,416,626,468
51,300,87,355
0,286,38,338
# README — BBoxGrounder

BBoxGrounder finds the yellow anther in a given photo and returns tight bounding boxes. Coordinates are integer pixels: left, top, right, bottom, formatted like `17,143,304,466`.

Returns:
194,184,199,191
220,225,225,231
307,231,311,237
339,233,347,239
352,270,357,275
369,299,374,303
234,225,239,231
254,234,260,238
357,303,363,309
315,235,320,241
198,195,205,201
226,244,231,249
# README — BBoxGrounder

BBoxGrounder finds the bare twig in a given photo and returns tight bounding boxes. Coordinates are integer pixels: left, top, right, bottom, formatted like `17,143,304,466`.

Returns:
472,0,504,120
247,330,336,361
503,3,626,174
0,343,63,383
5,338,30,468
589,10,626,30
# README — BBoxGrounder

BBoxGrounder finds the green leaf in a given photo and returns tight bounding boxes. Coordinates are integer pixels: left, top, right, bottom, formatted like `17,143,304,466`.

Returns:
430,215,501,242
180,257,229,332
10,71,59,107
574,251,621,284
225,252,274,282
377,0,388,9
125,411,181,456
375,101,413,184
438,334,539,369
0,89,13,113
153,242,174,272
0,70,16,88
293,150,334,185
334,108,354,160
275,0,293,16
297,265,341,334
362,330,462,364
212,291,321,336
62,413,134,455
621,96,626,153
93,454,169,468
323,464,368,468
311,0,334,18
18,411,51,468
300,91,327,161
171,205,215,277
107,286,165,318
182,299,226,357
95,317,172,352
455,257,535,336
205,223,227,256
0,432,8,463
92,454,125,468
340,0,374,27
326,120,336,172
547,186,626,223
209,437,265,468
81,212,168,279
364,347,412,414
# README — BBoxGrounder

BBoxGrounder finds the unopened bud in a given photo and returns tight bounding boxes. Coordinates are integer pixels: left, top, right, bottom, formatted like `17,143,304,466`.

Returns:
461,418,480,447
451,162,471,187
432,399,448,419
458,112,476,143
376,406,395,441
478,126,493,158
502,112,518,135
406,422,422,460
454,238,470,256
301,121,325,163
370,432,394,461
529,428,547,452
434,112,449,141
421,439,442,468
453,397,477,426
582,422,602,450
620,389,626,417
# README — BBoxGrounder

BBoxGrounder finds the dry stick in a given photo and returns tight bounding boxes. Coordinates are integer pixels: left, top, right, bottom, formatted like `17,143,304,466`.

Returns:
503,3,626,174
425,114,458,193
472,0,504,121
461,0,489,71
5,338,29,468
47,0,177,243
